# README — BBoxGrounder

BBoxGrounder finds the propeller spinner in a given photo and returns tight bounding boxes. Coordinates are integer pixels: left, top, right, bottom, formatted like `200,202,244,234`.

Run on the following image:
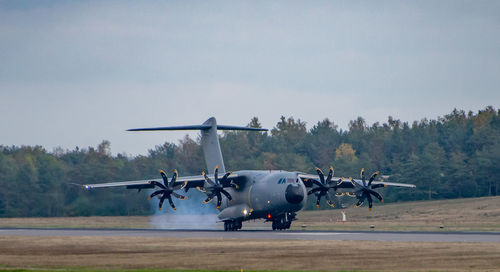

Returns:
198,166,235,209
346,168,383,211
148,169,187,210
308,166,344,208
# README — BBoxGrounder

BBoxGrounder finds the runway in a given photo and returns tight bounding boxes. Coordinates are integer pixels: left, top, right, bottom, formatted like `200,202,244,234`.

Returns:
1,228,499,242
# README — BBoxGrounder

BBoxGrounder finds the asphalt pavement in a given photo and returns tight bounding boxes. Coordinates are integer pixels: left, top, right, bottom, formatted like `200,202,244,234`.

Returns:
1,228,500,242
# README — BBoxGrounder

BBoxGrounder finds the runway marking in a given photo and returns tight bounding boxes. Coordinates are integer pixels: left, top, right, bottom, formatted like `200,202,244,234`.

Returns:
276,232,342,236
1,229,499,242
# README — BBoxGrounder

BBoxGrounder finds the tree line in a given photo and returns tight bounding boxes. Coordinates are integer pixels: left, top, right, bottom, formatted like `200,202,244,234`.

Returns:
1,106,499,217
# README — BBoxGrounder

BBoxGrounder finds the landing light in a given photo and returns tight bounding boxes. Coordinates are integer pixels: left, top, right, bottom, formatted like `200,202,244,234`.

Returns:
243,209,248,215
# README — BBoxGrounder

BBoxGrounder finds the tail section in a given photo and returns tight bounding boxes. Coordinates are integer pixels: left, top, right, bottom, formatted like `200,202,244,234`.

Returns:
200,117,225,174
128,117,267,174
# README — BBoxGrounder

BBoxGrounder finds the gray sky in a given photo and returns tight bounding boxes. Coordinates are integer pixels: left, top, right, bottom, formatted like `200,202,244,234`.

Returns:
1,0,499,156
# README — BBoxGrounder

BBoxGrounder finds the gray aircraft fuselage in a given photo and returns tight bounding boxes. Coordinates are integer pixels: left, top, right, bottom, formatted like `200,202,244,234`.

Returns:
215,170,306,223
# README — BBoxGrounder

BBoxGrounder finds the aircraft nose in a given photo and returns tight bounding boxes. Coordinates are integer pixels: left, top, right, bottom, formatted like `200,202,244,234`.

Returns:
285,184,304,204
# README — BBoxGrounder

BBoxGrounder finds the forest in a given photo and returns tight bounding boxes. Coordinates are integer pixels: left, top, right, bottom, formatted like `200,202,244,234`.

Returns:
1,106,499,217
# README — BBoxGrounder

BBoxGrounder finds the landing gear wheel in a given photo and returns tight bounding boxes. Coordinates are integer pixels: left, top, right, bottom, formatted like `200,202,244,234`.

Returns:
224,220,242,231
271,213,295,231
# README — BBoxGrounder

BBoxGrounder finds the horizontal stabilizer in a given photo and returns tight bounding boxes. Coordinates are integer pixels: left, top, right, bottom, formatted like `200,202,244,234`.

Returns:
127,125,267,132
127,125,211,131
216,125,267,131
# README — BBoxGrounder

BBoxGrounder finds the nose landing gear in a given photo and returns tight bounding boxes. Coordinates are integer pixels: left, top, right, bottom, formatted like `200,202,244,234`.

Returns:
271,212,296,230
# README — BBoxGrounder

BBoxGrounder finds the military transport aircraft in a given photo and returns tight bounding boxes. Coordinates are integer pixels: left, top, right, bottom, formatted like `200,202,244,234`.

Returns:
82,117,415,231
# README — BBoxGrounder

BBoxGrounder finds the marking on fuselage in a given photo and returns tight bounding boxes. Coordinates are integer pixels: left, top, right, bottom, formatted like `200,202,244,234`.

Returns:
278,178,295,184
247,184,254,210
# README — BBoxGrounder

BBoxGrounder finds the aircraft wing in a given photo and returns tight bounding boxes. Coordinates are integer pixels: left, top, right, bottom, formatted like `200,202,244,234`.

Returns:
80,175,202,191
368,181,416,188
298,174,415,189
80,173,241,191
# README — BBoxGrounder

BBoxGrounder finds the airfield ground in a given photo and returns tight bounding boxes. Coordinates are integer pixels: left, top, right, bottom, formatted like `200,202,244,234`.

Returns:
1,196,499,231
1,236,500,271
1,196,500,271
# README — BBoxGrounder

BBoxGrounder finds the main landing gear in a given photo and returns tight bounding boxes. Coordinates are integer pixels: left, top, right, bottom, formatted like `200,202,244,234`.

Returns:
224,220,242,231
271,212,296,231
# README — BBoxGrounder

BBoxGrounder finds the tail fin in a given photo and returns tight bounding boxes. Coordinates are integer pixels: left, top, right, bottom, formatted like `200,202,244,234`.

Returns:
127,117,267,174
200,117,225,173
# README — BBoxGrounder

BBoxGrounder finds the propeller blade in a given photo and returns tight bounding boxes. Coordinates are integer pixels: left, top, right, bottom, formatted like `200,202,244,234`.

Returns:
326,166,334,183
360,168,366,186
169,169,178,188
308,187,322,195
369,189,384,203
345,191,357,197
158,195,167,210
172,192,187,200
202,194,215,204
315,167,325,184
149,181,166,189
159,170,169,187
368,171,379,186
354,198,365,208
220,171,232,185
316,191,325,208
214,166,219,185
349,177,357,187
336,177,344,186
367,194,373,211
220,189,232,202
148,190,163,200
203,171,215,186
167,195,176,210
216,192,222,209
325,191,335,208
312,179,324,188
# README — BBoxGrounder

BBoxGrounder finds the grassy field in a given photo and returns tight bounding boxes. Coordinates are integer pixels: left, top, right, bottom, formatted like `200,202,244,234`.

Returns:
296,195,500,232
1,196,499,231
1,197,500,271
1,236,500,271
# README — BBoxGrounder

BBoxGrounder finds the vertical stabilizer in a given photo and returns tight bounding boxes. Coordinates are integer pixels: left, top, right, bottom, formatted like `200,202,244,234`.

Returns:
200,117,225,174
127,117,267,174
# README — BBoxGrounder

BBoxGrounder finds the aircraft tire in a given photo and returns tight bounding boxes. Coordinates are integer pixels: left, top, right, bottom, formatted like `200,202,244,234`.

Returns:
272,216,292,231
224,220,241,231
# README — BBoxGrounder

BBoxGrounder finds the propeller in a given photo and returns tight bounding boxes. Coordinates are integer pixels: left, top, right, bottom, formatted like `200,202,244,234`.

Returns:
199,166,235,209
148,169,187,210
347,168,383,211
308,166,344,208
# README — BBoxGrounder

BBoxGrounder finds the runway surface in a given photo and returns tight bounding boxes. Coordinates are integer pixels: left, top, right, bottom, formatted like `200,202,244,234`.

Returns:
1,228,500,242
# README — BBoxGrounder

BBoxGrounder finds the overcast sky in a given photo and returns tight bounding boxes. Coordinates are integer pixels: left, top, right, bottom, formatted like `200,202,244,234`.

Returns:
1,0,499,156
